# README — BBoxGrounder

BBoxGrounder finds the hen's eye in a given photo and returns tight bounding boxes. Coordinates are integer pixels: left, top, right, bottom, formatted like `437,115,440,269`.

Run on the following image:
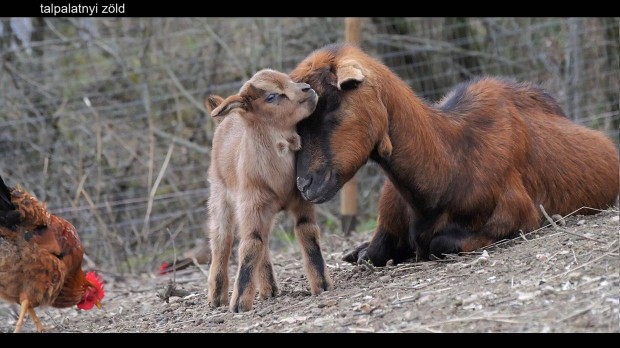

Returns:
266,94,277,103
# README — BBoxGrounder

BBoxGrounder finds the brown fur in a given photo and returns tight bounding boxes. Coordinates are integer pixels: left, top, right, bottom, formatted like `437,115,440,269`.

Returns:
204,69,332,313
291,44,619,265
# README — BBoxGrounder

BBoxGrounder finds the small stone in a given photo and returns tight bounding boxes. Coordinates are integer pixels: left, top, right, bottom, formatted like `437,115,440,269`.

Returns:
213,318,225,324
313,317,327,326
317,299,337,308
257,308,273,316
551,214,566,226
462,293,479,305
385,259,395,267
517,291,538,301
359,303,374,313
379,275,392,282
611,216,619,223
577,219,586,226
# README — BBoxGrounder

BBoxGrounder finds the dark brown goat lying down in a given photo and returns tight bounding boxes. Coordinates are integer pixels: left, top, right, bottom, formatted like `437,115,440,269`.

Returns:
290,44,619,265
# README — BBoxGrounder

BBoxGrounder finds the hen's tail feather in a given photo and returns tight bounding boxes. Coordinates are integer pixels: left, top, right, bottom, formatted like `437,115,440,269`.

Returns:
0,175,20,229
0,175,15,212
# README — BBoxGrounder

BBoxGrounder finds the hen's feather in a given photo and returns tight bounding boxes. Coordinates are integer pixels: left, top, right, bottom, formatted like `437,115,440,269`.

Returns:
0,175,14,211
0,176,19,228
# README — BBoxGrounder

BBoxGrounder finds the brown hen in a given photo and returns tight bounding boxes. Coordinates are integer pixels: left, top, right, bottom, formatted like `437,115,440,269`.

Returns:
0,175,104,333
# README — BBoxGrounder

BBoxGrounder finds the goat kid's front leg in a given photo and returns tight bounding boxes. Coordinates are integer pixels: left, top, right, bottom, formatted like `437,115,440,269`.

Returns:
230,201,275,313
291,199,333,295
207,184,235,308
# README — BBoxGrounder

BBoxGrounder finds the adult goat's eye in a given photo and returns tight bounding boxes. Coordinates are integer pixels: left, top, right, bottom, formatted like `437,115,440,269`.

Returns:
266,94,277,103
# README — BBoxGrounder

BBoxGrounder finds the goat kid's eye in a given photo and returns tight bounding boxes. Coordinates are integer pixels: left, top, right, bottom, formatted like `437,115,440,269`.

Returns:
266,94,277,103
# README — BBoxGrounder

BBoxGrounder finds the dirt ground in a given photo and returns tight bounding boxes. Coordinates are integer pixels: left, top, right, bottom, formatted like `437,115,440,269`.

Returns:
1,207,618,333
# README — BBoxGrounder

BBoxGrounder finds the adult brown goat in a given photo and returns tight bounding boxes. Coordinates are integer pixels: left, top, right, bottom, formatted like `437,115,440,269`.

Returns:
290,44,619,265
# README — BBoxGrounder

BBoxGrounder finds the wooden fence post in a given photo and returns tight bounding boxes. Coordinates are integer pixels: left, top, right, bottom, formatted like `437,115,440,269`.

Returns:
341,17,361,236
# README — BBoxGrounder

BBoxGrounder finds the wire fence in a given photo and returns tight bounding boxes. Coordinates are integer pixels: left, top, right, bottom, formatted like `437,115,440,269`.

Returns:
1,17,617,274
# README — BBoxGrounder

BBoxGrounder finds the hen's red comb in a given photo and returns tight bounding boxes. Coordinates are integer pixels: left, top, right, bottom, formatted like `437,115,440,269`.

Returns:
85,271,104,299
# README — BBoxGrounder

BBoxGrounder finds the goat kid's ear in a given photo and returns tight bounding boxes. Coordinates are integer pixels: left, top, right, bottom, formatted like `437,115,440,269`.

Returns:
204,95,224,113
210,95,247,121
335,60,365,91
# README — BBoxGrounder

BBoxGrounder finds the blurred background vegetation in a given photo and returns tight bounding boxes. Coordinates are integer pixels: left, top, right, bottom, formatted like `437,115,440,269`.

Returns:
0,17,617,274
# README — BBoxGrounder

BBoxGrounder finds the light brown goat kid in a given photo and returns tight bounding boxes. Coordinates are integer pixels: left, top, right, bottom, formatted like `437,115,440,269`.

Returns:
204,69,333,313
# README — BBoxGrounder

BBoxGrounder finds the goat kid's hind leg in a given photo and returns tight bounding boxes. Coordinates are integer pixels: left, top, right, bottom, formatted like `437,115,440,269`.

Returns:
230,201,276,313
257,245,278,299
291,199,333,295
207,183,235,308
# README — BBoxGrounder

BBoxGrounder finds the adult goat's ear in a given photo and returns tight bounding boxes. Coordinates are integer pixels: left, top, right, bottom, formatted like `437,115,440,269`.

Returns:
210,95,246,122
336,59,365,91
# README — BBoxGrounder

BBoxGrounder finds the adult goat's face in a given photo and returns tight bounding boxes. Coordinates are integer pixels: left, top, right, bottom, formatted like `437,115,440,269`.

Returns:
207,69,318,128
290,44,391,203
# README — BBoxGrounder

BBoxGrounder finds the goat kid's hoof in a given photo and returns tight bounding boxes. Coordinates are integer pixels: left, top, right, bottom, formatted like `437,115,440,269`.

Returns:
259,288,278,300
208,295,228,308
310,281,333,296
229,294,254,313
230,301,253,313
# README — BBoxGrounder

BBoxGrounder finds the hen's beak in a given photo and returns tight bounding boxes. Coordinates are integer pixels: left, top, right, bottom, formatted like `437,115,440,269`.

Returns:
95,301,102,309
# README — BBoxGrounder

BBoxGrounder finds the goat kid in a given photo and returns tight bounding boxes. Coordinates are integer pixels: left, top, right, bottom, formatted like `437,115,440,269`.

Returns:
205,69,333,313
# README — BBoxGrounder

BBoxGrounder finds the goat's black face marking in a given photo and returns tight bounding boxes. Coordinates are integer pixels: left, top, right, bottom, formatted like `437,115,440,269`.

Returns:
294,70,345,204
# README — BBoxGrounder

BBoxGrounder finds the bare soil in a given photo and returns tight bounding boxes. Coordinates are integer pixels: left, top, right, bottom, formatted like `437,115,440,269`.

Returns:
1,208,618,333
